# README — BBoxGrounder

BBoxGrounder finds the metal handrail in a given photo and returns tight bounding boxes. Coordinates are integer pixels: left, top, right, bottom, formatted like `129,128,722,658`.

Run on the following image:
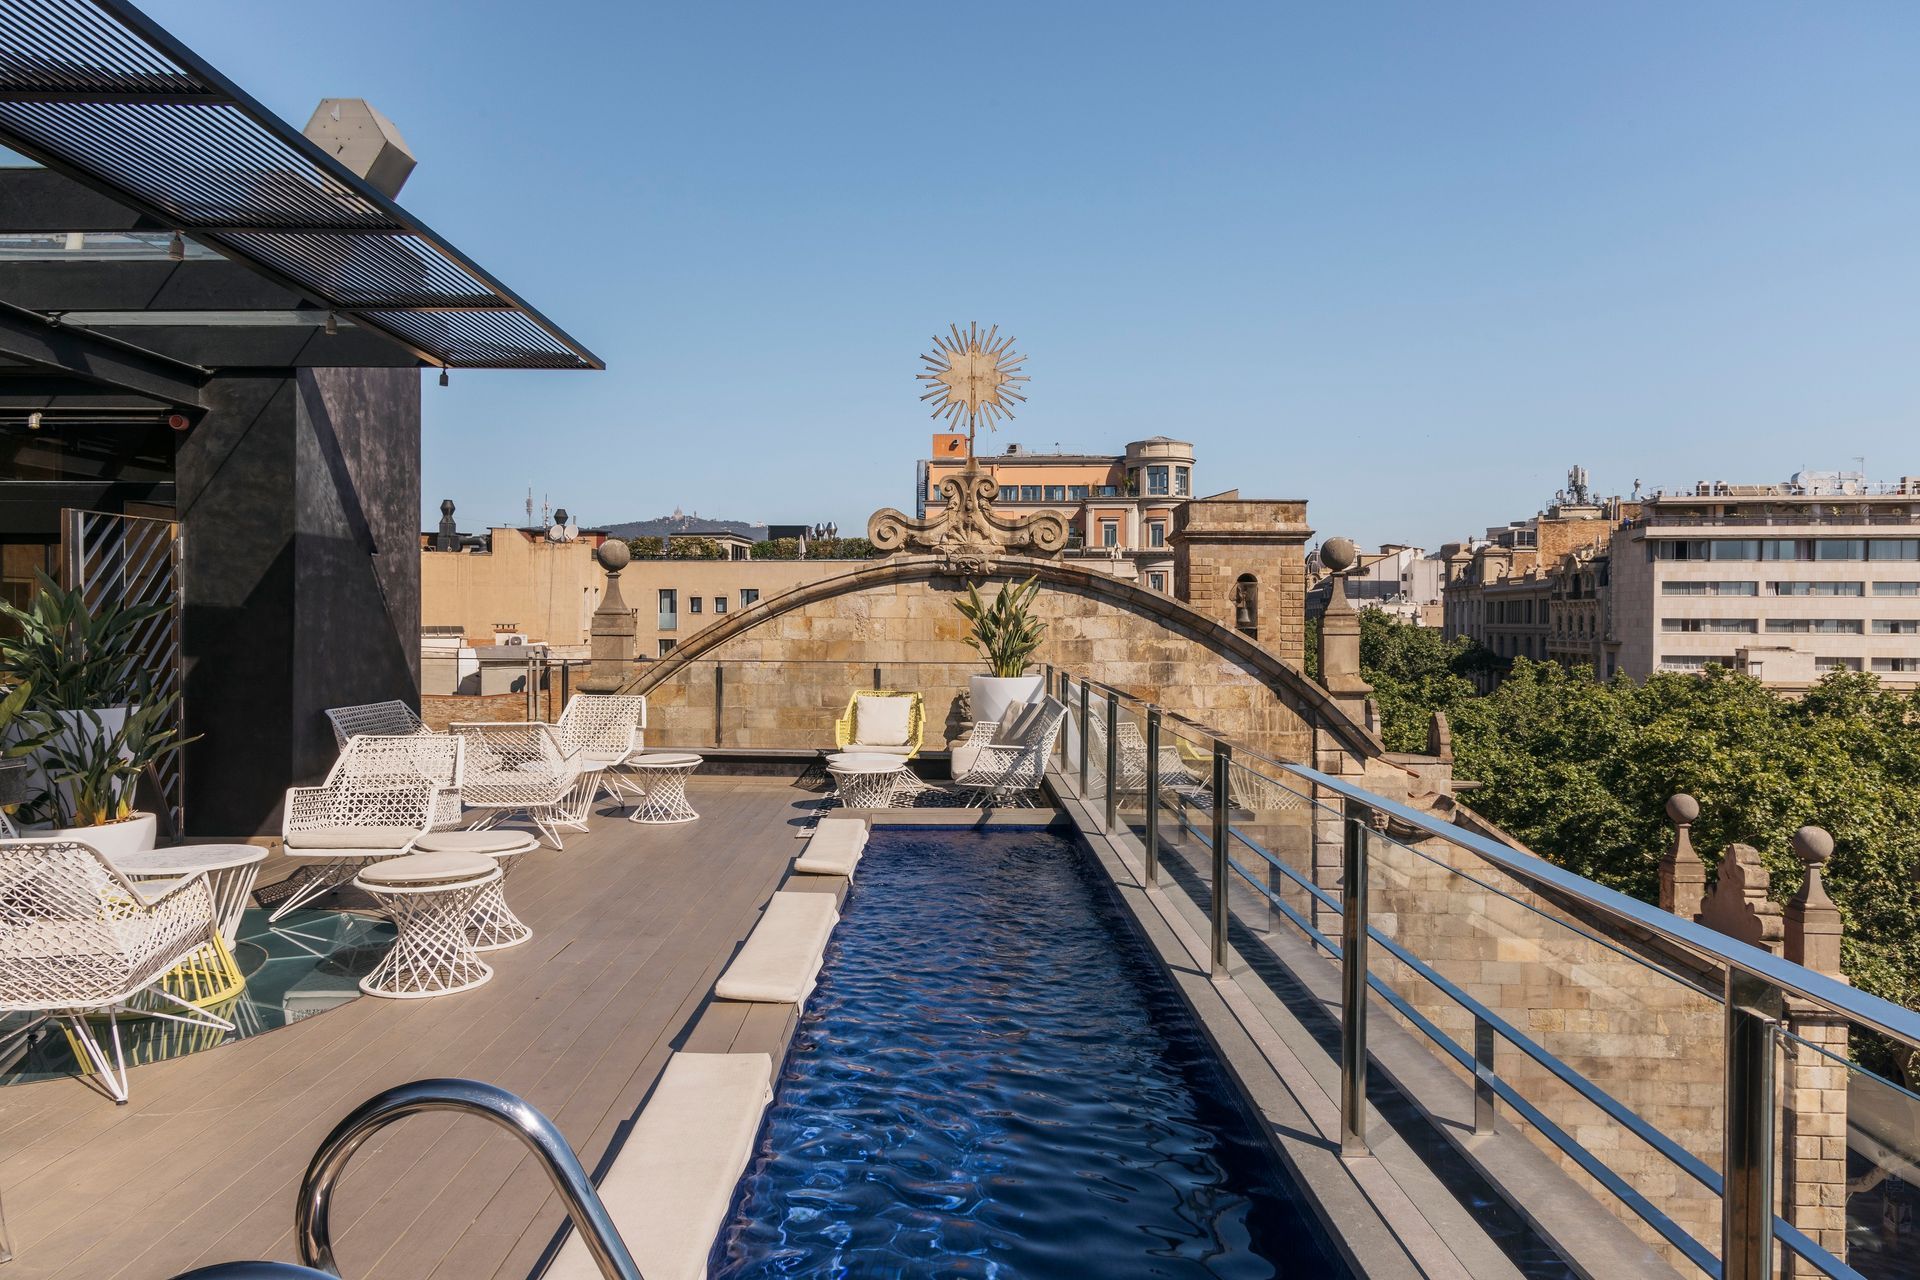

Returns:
1064,671,1920,1053
295,1078,642,1280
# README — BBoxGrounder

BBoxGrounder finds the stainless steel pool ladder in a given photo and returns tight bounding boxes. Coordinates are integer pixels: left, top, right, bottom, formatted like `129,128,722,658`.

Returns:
165,1078,644,1280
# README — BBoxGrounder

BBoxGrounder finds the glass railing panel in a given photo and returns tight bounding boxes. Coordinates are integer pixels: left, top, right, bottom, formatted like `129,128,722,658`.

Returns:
1081,688,1111,805
1150,718,1219,950
1360,819,1726,1274
1111,695,1152,845
1780,1029,1920,1278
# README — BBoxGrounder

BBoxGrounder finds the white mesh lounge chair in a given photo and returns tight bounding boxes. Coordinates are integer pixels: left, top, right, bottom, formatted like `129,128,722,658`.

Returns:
324,699,430,751
0,837,232,1103
951,696,1068,807
270,770,436,922
326,732,465,831
452,722,589,849
553,694,646,809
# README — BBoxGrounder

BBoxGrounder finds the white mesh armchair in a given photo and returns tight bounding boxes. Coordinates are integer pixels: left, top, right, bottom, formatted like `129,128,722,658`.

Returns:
271,770,436,922
951,696,1068,807
327,732,465,832
1086,711,1193,795
0,837,232,1103
452,721,590,849
553,694,646,809
324,700,430,751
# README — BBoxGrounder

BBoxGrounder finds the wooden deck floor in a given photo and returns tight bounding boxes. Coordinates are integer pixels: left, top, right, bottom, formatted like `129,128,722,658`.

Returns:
0,776,817,1280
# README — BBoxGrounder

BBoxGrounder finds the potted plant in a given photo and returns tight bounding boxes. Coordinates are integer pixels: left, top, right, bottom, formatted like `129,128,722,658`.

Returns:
954,576,1047,725
0,571,174,841
32,697,190,856
0,681,52,814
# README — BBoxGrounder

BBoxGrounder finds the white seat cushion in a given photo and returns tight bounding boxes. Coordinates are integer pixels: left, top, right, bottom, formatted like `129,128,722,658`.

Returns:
852,694,913,747
284,825,420,851
356,850,496,886
545,1052,773,1280
714,891,839,1004
413,830,538,855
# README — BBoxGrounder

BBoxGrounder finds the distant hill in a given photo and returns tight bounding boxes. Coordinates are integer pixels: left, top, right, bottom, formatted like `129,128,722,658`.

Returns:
601,512,768,541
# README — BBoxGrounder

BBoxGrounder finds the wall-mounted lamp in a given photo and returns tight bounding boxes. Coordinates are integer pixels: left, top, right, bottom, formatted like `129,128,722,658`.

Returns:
167,231,185,261
26,412,43,431
438,368,449,387
324,310,339,336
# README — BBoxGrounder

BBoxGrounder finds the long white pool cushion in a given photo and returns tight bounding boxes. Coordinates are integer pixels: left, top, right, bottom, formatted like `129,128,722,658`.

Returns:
545,1051,774,1280
714,891,840,1004
795,820,866,877
809,817,869,853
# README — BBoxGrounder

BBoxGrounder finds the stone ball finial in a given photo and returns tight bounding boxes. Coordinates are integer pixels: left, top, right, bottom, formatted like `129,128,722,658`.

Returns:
594,539,631,573
1321,536,1358,573
1791,825,1834,867
1666,793,1700,824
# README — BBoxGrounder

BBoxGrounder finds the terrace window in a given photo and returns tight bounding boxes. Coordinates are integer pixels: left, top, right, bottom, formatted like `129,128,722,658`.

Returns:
1044,485,1066,502
1765,618,1864,634
1871,619,1920,634
1068,485,1089,501
1148,522,1166,548
1664,581,1758,596
1101,521,1119,549
657,589,677,631
1662,618,1757,633
657,638,676,656
1174,466,1191,496
1815,656,1862,671
715,597,728,614
1873,581,1920,596
740,588,759,608
1148,571,1167,592
1816,539,1866,561
1094,485,1121,498
1020,485,1043,502
1869,539,1920,560
999,485,1018,503
1768,581,1862,596
689,596,702,614
1146,466,1170,496
1872,657,1920,672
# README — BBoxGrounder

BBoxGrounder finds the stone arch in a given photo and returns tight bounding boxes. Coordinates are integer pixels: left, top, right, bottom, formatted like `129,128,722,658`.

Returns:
620,554,1383,766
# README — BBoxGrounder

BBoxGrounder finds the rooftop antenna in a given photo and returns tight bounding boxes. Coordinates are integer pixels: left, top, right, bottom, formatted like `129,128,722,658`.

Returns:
525,488,533,528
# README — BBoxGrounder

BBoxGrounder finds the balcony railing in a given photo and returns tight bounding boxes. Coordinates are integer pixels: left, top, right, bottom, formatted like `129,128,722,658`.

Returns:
1047,667,1920,1280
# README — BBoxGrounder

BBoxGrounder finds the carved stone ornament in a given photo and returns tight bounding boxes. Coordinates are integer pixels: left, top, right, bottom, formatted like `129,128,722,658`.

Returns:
868,459,1069,575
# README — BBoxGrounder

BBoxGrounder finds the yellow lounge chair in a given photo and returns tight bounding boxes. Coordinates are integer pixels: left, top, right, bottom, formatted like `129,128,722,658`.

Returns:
834,690,925,759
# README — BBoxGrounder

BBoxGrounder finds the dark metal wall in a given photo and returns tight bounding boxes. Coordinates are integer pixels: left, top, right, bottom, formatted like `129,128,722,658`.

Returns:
176,367,420,835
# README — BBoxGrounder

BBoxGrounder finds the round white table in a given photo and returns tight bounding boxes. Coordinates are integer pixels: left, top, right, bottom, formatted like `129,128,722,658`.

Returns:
628,753,703,824
414,829,539,951
827,753,909,809
113,844,268,947
354,852,500,999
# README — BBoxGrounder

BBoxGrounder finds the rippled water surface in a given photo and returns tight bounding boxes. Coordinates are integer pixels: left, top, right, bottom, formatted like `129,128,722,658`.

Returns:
714,828,1345,1279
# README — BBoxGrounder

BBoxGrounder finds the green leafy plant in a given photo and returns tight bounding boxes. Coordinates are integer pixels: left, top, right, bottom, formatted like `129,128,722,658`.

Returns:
36,697,192,828
0,571,168,711
954,577,1046,678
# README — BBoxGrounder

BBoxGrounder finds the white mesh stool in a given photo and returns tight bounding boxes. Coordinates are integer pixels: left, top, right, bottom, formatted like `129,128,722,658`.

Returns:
413,829,539,951
627,753,703,824
826,753,909,808
353,852,500,999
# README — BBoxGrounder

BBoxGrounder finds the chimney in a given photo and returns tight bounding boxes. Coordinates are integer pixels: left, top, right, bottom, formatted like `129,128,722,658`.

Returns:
302,99,416,198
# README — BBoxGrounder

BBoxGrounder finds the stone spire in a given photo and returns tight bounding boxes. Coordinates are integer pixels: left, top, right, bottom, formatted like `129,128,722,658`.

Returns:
1315,536,1372,716
582,539,636,691
1785,825,1843,979
1658,794,1708,921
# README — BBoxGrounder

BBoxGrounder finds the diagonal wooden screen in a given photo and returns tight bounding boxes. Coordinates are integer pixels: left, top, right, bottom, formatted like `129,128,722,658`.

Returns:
61,509,186,832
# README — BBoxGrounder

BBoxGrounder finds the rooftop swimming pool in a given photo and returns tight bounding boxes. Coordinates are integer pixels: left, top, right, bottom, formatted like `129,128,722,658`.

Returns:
715,827,1347,1278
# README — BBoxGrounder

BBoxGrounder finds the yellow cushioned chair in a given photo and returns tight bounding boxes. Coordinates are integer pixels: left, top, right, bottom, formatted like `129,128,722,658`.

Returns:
834,690,925,759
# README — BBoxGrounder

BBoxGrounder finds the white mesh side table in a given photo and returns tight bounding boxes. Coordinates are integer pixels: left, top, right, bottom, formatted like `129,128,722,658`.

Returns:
112,844,266,947
354,852,500,999
413,829,540,951
827,753,910,808
627,753,704,824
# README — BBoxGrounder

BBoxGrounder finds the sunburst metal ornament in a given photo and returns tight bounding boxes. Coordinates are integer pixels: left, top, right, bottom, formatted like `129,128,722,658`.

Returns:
917,322,1028,449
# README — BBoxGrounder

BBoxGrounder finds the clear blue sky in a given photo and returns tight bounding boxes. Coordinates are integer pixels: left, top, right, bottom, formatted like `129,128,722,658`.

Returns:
141,0,1917,549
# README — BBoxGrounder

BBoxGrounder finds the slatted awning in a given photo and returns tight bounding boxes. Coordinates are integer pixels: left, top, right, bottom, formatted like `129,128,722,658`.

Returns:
0,0,602,371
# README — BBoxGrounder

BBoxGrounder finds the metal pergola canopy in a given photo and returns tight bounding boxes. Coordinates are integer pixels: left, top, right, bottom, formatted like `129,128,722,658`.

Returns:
0,0,602,372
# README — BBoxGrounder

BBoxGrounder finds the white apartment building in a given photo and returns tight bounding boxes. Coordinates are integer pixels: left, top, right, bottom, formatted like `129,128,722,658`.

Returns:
1610,473,1920,689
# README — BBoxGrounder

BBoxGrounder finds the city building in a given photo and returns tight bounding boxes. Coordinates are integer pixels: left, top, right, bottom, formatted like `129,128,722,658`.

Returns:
420,501,613,657
1440,469,1635,677
1307,543,1446,625
1610,472,1920,689
1444,469,1920,691
625,556,868,658
917,435,1197,592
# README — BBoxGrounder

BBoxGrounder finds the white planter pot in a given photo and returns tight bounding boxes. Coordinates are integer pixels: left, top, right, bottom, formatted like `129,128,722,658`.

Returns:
969,674,1044,726
39,810,158,859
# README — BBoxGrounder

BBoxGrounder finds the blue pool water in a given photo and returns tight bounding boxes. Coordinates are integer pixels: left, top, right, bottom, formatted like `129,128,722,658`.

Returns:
714,828,1347,1278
